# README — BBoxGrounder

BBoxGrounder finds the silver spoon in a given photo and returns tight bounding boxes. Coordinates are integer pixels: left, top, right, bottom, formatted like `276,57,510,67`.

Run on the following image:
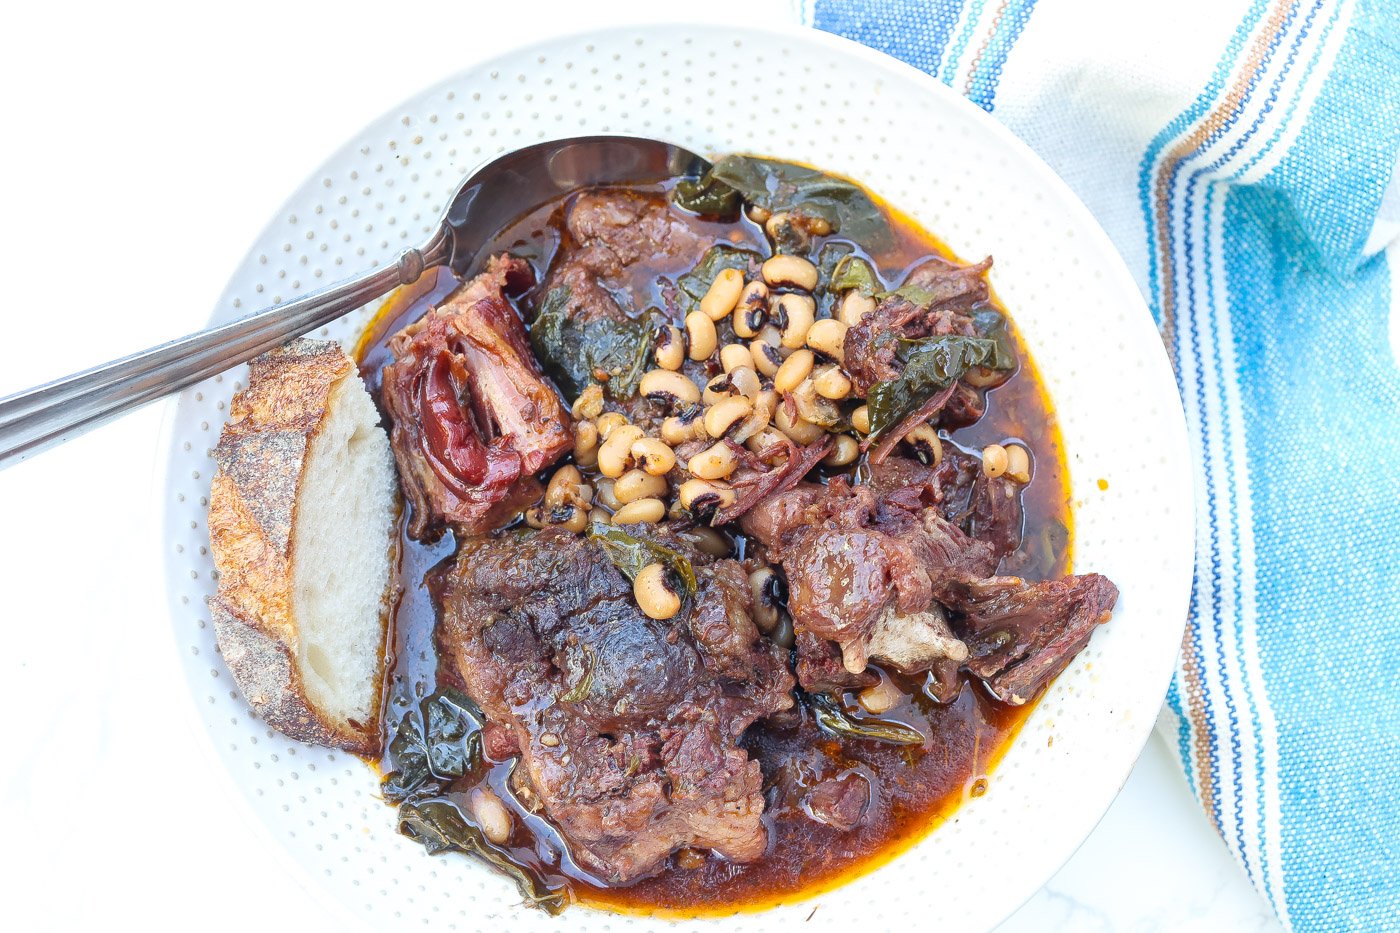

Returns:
0,135,708,469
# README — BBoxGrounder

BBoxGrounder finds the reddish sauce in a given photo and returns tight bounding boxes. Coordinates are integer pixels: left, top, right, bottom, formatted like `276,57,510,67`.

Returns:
355,175,1073,916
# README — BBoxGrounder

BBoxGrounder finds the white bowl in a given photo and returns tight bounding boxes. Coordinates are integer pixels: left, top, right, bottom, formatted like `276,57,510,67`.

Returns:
159,23,1192,933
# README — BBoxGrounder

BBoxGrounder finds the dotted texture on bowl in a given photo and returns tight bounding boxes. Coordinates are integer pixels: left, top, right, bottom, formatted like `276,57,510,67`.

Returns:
162,25,1193,933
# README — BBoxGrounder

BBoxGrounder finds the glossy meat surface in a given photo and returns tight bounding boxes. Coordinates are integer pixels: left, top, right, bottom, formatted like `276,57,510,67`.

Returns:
433,526,794,883
381,256,572,540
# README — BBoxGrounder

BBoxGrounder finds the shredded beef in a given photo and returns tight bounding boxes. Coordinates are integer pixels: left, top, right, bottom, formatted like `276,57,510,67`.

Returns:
743,454,1113,704
940,573,1119,705
381,255,573,541
741,462,990,677
433,526,794,883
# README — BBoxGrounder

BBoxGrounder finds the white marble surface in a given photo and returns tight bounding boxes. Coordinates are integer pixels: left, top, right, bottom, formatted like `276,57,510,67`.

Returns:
0,2,1284,929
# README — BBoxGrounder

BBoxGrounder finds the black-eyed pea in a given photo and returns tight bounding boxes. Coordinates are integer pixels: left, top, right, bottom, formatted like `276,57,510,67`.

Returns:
631,437,677,476
719,343,751,373
661,413,707,446
728,365,762,399
639,368,702,408
703,373,738,407
733,281,770,338
750,337,783,376
762,254,819,291
777,294,816,349
613,497,667,525
685,310,718,360
1006,444,1031,483
704,396,753,438
574,420,600,467
598,424,644,478
806,319,848,361
850,404,871,435
774,348,815,393
982,443,1009,478
615,468,669,504
857,676,902,715
745,427,789,454
700,267,745,321
633,562,681,620
774,403,826,445
812,364,853,400
678,478,736,522
469,789,513,845
654,324,685,371
823,434,860,467
748,567,783,633
545,465,589,509
838,290,878,327
556,504,590,534
688,441,739,480
594,477,622,511
906,424,943,466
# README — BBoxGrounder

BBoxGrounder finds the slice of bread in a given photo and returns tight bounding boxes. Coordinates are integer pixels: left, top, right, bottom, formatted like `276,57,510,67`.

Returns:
207,338,398,756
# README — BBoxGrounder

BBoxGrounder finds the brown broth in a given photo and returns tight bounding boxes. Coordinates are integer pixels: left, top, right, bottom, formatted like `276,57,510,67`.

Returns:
355,175,1073,916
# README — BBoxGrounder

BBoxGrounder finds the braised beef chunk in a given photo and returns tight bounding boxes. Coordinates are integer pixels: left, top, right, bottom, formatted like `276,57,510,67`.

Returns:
741,464,991,676
843,256,993,396
941,573,1119,705
434,526,794,883
744,454,1112,705
382,255,573,541
803,771,872,831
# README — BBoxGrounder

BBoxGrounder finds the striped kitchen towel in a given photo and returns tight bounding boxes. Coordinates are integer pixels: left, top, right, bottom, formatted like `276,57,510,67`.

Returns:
799,0,1400,930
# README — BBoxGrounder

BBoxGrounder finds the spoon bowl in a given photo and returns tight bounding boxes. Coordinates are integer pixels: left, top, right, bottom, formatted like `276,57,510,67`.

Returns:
0,135,708,469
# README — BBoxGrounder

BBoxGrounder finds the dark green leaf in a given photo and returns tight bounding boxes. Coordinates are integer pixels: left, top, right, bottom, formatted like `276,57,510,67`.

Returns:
813,241,854,317
808,692,926,746
529,287,653,401
829,255,882,297
588,522,697,599
970,308,1017,371
381,690,484,803
399,801,569,914
867,335,1009,438
876,283,940,306
676,245,762,312
702,155,894,250
672,174,742,220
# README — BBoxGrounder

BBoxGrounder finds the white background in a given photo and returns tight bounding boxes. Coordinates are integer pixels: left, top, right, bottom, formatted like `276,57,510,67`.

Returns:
0,1,1281,929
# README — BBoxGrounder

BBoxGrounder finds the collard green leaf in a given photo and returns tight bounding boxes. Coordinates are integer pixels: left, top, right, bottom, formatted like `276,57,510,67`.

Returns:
399,801,569,914
970,308,1017,371
808,692,926,746
381,690,484,803
867,335,1011,438
588,522,698,599
672,173,743,220
529,287,653,401
876,283,940,306
813,242,854,317
686,155,894,250
829,254,881,297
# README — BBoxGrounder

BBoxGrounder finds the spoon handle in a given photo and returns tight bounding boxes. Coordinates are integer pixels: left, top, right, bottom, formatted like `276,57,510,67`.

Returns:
0,230,450,470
